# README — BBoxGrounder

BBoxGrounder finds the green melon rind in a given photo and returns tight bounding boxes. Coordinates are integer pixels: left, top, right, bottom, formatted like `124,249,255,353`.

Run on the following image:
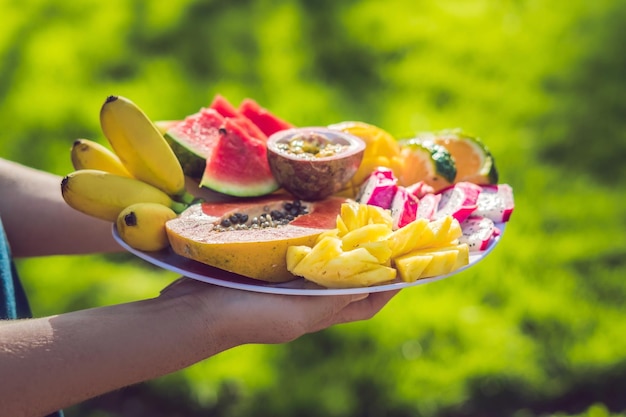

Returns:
164,132,207,179
200,174,279,197
399,138,457,183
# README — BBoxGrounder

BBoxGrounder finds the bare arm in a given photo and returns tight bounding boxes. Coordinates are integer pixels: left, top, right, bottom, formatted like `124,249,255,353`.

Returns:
0,279,398,417
0,158,121,257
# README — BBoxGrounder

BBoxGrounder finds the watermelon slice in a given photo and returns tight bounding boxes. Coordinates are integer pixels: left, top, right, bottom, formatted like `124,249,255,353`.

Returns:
209,94,268,142
239,98,294,137
165,108,226,179
200,118,280,197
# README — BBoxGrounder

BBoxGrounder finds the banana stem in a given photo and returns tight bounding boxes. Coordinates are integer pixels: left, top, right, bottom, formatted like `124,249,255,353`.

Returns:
171,201,189,214
176,190,198,205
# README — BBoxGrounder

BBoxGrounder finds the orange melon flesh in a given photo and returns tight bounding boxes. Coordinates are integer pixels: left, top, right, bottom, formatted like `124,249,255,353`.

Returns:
165,196,346,282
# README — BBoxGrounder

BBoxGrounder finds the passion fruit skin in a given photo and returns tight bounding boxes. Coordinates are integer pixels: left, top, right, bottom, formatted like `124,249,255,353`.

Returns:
266,127,366,200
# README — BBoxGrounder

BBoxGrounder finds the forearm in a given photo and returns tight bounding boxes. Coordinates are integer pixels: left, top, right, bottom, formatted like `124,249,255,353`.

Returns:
0,158,121,257
0,293,229,417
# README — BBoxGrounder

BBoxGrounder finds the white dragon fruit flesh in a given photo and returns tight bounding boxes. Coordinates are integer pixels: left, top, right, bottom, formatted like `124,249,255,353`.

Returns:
356,167,398,209
416,192,441,220
474,184,515,222
406,181,435,199
459,215,498,251
433,181,482,223
390,186,419,229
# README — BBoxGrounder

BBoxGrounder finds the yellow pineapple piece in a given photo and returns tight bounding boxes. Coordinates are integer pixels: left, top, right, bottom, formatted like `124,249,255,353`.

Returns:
394,253,433,282
286,245,311,272
353,240,393,264
290,236,342,278
398,244,470,280
388,218,432,258
341,224,392,251
427,216,462,248
366,204,394,228
420,249,460,278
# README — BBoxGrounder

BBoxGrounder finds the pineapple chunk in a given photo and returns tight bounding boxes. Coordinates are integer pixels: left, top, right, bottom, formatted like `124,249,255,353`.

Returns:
394,253,433,282
388,218,432,258
341,224,392,251
286,245,311,272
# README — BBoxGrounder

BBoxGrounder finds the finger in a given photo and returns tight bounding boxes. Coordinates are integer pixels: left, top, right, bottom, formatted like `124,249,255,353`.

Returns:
309,290,400,332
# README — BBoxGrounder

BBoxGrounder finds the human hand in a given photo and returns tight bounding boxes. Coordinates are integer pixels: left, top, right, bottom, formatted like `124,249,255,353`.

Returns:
160,278,399,346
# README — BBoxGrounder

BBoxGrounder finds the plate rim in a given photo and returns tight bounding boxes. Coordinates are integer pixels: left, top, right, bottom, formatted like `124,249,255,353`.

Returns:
112,222,505,295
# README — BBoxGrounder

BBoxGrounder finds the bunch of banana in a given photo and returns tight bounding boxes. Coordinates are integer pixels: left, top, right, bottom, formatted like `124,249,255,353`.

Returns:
100,95,195,205
61,95,198,252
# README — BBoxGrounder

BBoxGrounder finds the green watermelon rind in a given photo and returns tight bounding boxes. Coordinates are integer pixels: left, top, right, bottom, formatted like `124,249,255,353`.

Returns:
200,174,280,197
164,132,207,179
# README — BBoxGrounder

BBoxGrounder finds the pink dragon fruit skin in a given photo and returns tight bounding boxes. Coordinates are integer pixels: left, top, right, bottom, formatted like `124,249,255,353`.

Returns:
356,167,398,209
416,192,441,220
474,184,515,222
459,215,497,251
433,181,482,223
390,186,419,229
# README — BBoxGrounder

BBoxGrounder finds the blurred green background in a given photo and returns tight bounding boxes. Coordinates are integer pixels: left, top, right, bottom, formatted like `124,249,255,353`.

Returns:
2,0,626,416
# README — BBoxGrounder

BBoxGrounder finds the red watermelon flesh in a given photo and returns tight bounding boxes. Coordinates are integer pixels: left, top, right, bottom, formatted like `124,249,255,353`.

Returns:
209,94,268,142
165,108,226,179
239,98,294,136
200,118,279,197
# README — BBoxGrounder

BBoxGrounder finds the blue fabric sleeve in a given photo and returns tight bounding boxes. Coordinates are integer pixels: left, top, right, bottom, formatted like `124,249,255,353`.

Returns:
0,216,65,417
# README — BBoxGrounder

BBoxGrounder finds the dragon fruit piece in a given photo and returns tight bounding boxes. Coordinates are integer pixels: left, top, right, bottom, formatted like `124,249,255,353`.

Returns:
433,181,482,223
474,184,515,222
356,167,398,209
416,192,441,220
459,215,497,251
390,186,419,229
406,181,435,199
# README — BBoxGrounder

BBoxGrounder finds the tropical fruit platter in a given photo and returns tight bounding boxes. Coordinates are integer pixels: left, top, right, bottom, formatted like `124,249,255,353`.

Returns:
61,94,514,294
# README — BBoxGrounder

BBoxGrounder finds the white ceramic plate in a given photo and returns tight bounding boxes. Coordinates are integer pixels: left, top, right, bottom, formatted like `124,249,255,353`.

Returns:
113,223,504,295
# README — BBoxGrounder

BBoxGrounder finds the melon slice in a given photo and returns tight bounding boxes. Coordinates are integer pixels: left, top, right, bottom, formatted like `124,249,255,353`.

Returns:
200,118,279,197
166,196,346,282
239,98,294,136
210,94,268,142
164,108,226,179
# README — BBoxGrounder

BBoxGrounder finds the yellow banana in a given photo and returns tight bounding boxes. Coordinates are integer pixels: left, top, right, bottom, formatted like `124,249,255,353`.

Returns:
70,138,133,177
116,202,177,251
61,169,187,222
99,95,194,203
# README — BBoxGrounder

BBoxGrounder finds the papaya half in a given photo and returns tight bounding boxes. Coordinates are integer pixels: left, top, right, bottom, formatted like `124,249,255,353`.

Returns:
165,195,346,282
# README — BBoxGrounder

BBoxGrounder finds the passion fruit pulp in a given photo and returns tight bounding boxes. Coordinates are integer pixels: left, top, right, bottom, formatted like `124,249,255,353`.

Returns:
266,127,366,200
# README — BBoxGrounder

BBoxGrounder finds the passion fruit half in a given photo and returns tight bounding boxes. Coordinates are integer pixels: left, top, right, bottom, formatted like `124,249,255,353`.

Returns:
266,127,366,200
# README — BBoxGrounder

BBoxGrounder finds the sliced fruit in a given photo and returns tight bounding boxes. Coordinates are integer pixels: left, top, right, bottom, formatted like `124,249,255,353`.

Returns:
397,137,457,191
239,98,294,136
416,193,441,220
328,121,403,192
433,181,482,223
166,196,346,282
164,108,225,179
388,218,432,258
460,215,497,251
266,127,365,201
390,186,419,229
356,167,398,209
432,129,498,185
394,244,469,281
289,236,397,288
474,184,514,222
200,118,279,197
209,94,268,141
